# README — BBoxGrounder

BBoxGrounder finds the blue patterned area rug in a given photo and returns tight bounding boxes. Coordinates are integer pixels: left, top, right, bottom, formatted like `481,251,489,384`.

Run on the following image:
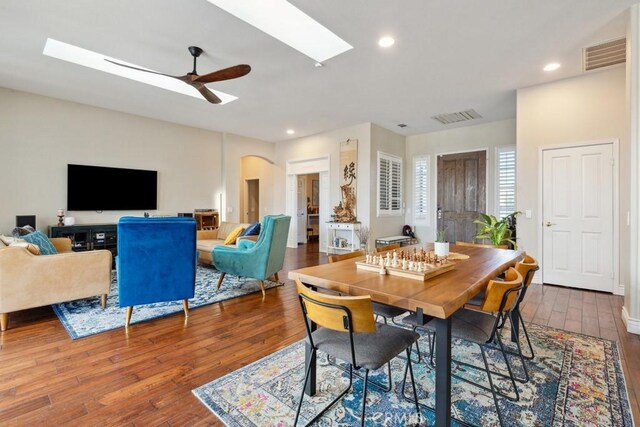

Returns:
52,264,282,339
192,322,633,426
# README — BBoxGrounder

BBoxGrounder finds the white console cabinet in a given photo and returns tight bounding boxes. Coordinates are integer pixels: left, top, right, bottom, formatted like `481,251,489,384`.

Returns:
327,222,360,254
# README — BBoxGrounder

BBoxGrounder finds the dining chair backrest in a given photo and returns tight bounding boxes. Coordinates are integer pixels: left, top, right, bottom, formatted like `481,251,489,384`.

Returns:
375,243,401,253
455,241,508,249
516,254,539,288
296,278,376,333
328,250,365,263
479,267,523,313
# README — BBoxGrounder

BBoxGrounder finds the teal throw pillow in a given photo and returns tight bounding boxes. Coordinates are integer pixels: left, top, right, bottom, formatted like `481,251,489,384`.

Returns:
22,230,58,255
240,222,260,237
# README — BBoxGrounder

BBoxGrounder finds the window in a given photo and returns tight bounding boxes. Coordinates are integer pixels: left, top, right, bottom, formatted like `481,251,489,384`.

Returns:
496,146,516,218
377,152,402,216
413,155,429,223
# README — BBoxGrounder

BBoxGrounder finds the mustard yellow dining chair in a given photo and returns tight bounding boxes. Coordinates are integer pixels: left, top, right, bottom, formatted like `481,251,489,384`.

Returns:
375,243,401,252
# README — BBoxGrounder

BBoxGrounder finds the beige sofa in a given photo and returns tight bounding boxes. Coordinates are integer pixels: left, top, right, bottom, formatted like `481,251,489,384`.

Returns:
196,221,257,265
0,237,112,331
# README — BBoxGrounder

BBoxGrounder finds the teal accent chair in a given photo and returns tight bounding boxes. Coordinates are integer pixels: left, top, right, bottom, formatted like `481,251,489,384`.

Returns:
117,216,197,327
212,214,291,297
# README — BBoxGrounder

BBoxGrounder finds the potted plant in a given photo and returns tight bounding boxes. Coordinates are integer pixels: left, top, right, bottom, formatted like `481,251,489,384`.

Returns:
473,211,521,249
434,227,449,257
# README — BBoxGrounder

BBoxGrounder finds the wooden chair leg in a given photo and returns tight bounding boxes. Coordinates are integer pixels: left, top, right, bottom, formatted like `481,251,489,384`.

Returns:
125,306,133,327
0,313,8,331
273,272,279,282
183,299,189,317
101,294,107,309
259,280,266,298
217,272,226,290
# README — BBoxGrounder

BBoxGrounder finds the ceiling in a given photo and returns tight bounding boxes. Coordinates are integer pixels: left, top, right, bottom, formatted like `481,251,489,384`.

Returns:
0,0,637,142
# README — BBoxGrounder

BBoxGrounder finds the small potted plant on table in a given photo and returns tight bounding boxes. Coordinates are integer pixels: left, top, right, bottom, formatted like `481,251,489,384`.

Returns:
434,227,449,257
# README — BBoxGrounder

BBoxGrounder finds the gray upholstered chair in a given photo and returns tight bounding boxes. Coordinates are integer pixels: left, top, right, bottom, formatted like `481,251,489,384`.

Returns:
294,278,421,426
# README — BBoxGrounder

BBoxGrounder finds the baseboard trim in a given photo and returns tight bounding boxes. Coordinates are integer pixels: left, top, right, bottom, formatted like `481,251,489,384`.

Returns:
622,306,640,335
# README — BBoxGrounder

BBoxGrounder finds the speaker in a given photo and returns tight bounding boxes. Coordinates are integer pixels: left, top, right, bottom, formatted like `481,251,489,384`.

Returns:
178,212,193,217
16,215,36,228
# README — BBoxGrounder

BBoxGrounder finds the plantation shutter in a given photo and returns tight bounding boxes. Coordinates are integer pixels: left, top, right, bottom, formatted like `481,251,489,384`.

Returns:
377,152,402,216
497,146,516,218
413,156,429,222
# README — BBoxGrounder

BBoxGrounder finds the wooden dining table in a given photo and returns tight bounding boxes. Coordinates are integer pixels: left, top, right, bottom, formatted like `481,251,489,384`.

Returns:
288,243,524,427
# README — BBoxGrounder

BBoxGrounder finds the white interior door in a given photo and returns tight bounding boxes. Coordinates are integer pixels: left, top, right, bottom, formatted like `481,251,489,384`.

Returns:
542,143,613,292
297,176,307,243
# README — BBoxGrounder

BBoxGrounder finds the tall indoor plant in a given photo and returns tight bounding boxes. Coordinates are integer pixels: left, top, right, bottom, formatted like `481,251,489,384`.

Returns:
473,211,520,249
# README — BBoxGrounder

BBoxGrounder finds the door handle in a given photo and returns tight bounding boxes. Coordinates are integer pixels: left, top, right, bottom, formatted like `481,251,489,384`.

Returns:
545,221,556,227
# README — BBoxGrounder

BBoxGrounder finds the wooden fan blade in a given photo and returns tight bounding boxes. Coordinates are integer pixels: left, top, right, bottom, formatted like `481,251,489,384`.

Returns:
191,82,222,104
193,64,251,83
104,59,179,79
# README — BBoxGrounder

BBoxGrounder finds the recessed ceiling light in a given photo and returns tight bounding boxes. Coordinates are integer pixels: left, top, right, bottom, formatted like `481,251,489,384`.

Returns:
42,39,238,104
543,62,561,72
286,129,295,135
207,0,352,63
378,36,395,48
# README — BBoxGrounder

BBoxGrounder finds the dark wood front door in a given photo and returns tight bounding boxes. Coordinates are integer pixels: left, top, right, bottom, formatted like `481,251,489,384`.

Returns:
437,150,486,243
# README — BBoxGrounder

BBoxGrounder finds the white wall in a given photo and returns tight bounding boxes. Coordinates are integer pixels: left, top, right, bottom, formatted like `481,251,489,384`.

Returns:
0,88,278,234
222,133,277,223
370,123,407,240
274,123,371,249
516,67,629,293
405,119,516,243
239,155,277,223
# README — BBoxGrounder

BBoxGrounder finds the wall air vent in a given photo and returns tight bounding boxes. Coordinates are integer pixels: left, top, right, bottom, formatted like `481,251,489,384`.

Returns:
583,37,626,72
432,109,482,125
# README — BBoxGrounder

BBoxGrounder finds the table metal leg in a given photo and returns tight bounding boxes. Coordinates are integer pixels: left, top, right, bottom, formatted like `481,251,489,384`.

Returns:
304,286,318,396
304,336,316,396
510,307,520,343
434,316,452,427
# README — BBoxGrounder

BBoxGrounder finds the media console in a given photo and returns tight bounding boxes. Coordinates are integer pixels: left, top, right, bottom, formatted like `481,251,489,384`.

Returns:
49,223,117,260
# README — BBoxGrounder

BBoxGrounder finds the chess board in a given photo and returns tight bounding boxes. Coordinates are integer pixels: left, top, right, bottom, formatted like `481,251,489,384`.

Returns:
355,260,454,281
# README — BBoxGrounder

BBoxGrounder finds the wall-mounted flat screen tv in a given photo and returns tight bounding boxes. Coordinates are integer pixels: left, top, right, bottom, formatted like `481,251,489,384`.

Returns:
67,164,158,211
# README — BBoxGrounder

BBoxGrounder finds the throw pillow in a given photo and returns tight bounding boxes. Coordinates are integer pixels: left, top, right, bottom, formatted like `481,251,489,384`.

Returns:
22,230,58,255
0,234,19,245
12,225,35,237
9,240,41,255
223,226,245,245
240,222,261,237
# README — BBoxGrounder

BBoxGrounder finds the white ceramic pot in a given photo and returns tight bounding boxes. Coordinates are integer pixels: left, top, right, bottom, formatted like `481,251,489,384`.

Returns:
434,241,449,257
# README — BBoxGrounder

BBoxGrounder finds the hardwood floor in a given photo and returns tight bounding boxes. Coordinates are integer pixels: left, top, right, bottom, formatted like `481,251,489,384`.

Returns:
1,243,638,425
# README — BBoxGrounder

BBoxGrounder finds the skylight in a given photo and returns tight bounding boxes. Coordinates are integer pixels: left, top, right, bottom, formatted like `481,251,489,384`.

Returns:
207,0,352,63
42,38,238,104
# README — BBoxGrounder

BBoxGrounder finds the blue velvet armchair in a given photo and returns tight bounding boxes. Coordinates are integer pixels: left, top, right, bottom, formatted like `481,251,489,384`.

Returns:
117,216,197,327
213,214,291,297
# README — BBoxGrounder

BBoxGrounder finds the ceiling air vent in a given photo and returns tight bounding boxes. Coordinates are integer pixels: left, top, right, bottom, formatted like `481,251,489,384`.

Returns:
432,109,482,125
583,37,626,72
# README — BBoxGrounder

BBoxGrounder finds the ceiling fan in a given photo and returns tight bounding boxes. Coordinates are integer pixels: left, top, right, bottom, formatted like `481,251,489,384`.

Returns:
105,46,250,104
